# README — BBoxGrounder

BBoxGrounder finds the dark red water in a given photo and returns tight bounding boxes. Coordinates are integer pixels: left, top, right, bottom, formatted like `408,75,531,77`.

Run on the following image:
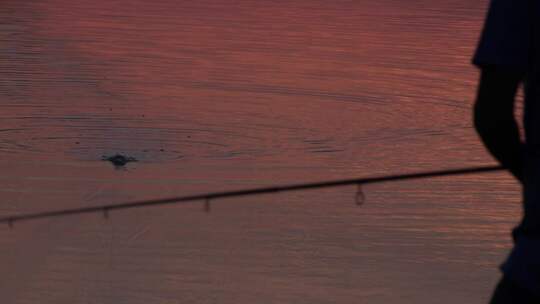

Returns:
0,0,522,302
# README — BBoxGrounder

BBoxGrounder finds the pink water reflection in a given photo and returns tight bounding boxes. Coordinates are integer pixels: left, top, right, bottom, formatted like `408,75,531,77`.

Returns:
0,0,520,303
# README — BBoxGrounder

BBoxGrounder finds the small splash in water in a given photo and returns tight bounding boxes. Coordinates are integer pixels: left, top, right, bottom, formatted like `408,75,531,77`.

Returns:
101,154,138,168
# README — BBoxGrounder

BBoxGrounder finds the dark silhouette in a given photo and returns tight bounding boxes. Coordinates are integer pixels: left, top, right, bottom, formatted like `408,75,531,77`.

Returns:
102,154,138,168
473,0,540,302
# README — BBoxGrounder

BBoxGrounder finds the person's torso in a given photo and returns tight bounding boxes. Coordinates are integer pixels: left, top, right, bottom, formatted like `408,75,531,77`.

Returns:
519,3,540,234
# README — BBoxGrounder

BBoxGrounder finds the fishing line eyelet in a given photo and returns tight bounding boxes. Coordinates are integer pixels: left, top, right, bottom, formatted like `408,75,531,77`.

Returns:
355,184,365,206
204,198,211,213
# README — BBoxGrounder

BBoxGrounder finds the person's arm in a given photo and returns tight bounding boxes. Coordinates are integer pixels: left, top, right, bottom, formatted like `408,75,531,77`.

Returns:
474,66,525,182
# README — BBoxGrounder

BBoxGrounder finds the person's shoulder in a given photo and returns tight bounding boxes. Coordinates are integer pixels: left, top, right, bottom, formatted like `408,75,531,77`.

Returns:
472,0,532,71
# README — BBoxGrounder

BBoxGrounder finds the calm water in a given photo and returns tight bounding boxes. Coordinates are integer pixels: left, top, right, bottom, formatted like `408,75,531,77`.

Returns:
0,0,523,303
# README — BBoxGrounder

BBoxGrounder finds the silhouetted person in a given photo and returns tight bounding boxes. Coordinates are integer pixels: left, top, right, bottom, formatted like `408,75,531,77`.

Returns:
473,0,540,302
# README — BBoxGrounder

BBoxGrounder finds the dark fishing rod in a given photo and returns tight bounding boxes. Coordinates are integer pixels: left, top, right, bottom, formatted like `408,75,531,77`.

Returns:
0,165,504,227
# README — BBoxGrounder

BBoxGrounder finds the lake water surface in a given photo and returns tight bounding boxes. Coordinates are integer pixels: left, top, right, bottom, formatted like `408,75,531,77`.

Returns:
0,0,523,303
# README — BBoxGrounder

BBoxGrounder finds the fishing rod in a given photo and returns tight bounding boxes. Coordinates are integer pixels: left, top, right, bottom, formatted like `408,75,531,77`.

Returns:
0,165,504,227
